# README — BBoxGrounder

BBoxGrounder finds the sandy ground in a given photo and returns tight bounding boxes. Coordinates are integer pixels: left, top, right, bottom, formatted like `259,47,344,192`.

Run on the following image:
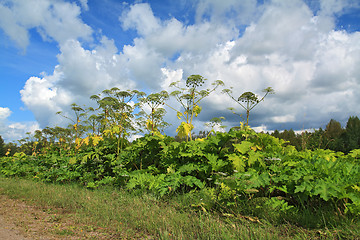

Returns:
0,194,112,240
0,194,59,240
0,214,29,240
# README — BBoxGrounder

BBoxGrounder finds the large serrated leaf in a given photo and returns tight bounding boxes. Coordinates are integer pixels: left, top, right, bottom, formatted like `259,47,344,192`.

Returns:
206,153,227,171
248,151,263,166
227,153,246,172
234,141,253,154
313,180,338,201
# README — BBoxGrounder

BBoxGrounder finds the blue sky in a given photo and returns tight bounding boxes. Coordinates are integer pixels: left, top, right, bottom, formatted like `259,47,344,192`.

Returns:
0,0,360,142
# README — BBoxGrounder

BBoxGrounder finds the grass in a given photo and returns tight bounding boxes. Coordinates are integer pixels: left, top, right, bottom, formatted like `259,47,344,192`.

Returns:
0,176,359,239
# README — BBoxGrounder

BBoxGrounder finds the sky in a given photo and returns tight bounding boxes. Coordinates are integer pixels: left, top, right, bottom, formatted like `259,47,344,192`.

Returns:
0,0,360,142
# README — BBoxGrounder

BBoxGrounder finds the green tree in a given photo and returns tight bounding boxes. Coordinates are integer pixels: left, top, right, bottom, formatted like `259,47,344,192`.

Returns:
223,87,274,126
343,116,360,153
305,128,326,150
324,119,344,151
272,129,280,139
0,135,5,156
272,129,301,150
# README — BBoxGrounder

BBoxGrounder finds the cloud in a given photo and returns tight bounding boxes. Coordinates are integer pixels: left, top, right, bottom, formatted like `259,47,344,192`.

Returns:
0,0,92,49
0,3,29,49
119,3,238,55
0,107,40,142
231,0,326,61
311,30,360,93
110,1,360,132
195,0,258,25
192,0,360,131
120,3,161,36
78,0,89,11
118,2,239,89
5,122,40,142
20,37,138,128
319,0,358,16
3,0,360,137
0,107,11,120
271,114,296,123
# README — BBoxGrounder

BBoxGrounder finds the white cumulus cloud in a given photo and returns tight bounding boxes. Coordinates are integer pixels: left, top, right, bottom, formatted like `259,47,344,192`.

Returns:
0,0,92,50
0,107,11,120
0,107,40,142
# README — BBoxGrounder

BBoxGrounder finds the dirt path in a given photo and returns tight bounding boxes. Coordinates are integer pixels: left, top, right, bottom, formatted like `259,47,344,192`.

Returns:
0,194,111,240
0,194,65,240
0,214,29,240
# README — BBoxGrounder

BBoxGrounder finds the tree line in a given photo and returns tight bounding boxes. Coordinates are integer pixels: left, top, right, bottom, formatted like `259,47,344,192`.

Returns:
271,116,360,153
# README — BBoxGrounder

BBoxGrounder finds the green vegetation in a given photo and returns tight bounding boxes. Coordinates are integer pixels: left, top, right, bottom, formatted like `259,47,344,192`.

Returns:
272,116,360,153
1,75,360,238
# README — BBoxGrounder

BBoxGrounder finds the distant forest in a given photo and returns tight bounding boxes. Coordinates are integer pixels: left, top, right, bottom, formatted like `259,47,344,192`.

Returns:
270,116,360,153
1,116,359,156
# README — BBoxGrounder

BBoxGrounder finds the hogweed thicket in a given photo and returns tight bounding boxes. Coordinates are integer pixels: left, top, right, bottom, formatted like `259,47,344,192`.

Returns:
1,75,360,221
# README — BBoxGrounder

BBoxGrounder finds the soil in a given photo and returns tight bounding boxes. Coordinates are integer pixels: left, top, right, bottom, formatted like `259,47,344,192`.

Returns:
0,194,112,239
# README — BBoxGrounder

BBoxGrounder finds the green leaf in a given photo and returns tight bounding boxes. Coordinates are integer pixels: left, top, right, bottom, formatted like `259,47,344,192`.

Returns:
206,153,227,172
349,149,360,159
313,180,338,201
294,181,314,194
178,163,202,173
234,141,253,154
227,153,246,172
69,157,77,165
183,176,204,189
248,151,263,167
254,172,271,188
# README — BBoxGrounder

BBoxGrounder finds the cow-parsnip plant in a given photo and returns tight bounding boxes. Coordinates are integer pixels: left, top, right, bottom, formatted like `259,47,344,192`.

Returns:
136,91,170,134
56,103,88,152
90,88,143,154
223,87,274,126
168,75,224,141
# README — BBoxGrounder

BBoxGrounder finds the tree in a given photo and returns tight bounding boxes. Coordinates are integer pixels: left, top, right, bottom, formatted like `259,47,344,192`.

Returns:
56,103,88,152
4,142,18,156
325,119,343,139
56,104,86,138
324,119,344,151
0,135,5,156
223,87,274,126
305,128,326,150
272,129,280,139
343,116,360,152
